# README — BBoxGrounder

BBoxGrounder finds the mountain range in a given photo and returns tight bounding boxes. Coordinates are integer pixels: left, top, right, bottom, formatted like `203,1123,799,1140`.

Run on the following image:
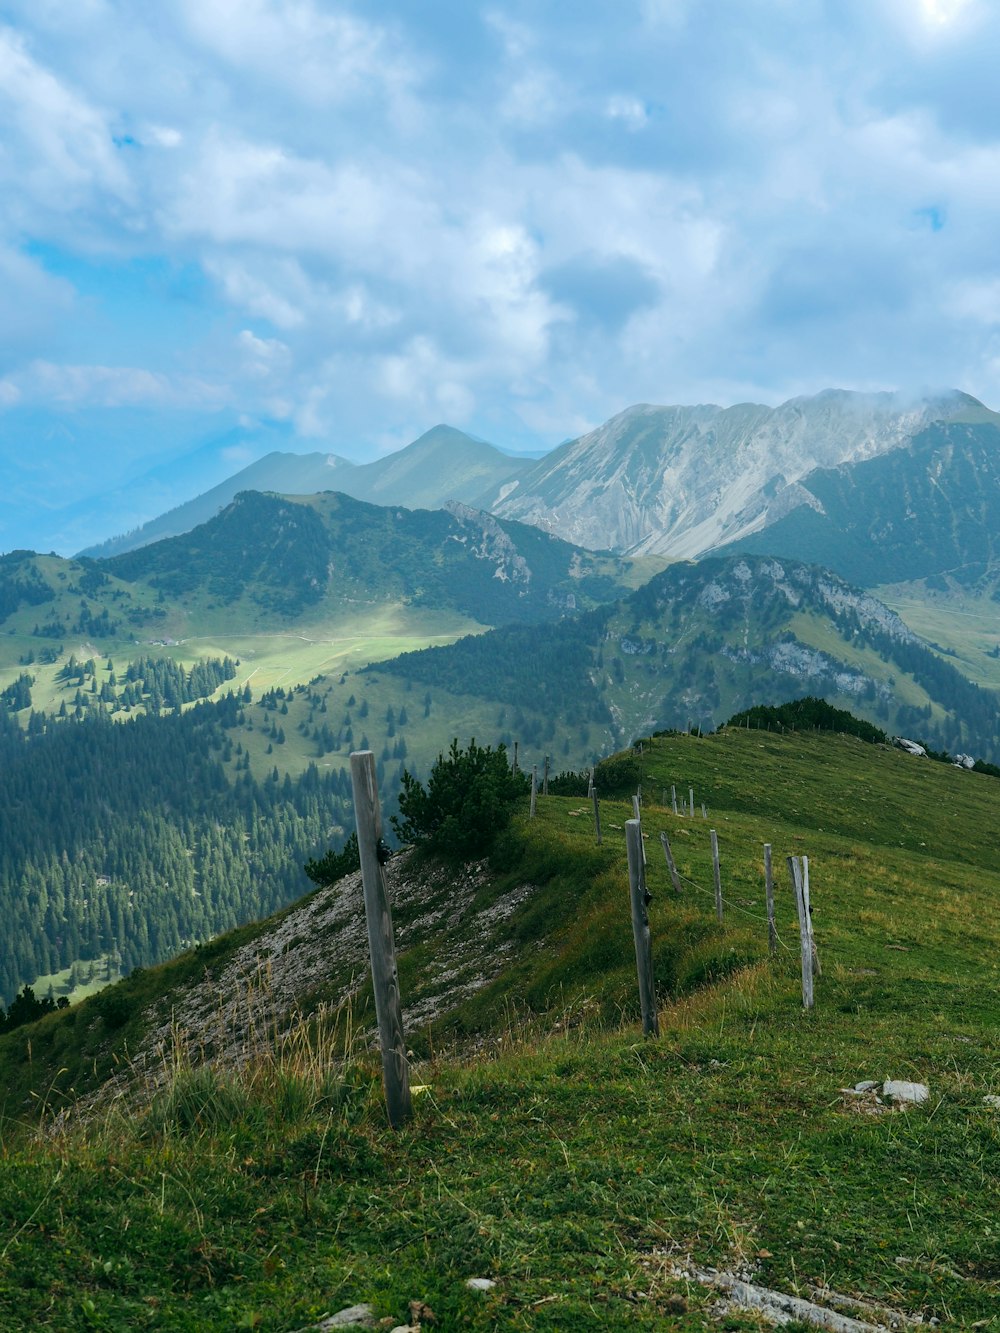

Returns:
80,425,530,560
54,390,1000,595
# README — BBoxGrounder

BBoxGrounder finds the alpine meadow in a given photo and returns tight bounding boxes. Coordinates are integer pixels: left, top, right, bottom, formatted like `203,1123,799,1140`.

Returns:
3,5,1000,1332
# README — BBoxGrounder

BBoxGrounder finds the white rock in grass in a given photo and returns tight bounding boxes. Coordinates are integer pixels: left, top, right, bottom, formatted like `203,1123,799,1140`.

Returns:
853,1080,878,1092
466,1278,496,1292
983,1094,1000,1110
882,1080,929,1105
315,1307,377,1330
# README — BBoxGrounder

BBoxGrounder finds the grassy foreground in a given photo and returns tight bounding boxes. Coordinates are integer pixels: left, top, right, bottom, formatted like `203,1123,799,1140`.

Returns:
1,729,999,1329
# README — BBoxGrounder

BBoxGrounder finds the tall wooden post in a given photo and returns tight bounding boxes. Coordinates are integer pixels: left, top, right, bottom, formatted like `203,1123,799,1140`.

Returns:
512,740,519,775
671,784,678,816
660,831,682,896
625,820,659,1037
764,843,777,955
803,856,821,976
689,787,695,818
788,855,814,1010
350,751,411,1129
710,829,723,922
592,785,602,844
588,767,595,798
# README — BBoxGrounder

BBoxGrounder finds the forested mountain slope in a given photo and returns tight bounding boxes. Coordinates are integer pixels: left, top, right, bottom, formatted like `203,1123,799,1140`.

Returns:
377,553,1000,761
101,488,646,627
0,696,354,1006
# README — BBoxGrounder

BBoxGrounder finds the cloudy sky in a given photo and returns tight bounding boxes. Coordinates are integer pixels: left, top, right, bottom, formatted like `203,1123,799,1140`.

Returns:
3,0,1000,517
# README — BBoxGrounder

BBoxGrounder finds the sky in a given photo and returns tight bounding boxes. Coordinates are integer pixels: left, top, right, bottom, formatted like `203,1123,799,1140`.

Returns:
3,0,1000,523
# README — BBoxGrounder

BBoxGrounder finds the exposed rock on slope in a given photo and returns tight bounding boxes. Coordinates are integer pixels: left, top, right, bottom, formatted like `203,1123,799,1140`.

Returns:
489,389,994,558
70,852,538,1118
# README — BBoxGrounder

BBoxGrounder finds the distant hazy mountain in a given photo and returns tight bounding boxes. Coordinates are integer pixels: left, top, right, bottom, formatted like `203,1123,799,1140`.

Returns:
378,552,1000,760
0,412,302,556
342,425,528,508
722,420,1000,587
79,446,354,558
81,425,530,558
489,389,998,557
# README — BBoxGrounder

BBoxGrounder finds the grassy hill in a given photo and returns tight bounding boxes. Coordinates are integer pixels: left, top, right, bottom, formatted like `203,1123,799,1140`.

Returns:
1,726,998,1328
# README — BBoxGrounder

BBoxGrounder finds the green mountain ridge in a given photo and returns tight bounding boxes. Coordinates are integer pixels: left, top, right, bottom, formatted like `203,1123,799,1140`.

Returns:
99,488,648,628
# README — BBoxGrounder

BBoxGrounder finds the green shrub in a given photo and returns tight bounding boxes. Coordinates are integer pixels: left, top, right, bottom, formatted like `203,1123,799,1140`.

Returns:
392,738,529,860
303,831,360,887
592,752,641,796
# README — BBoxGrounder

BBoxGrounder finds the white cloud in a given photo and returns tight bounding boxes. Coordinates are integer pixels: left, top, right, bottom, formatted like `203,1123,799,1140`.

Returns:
177,0,417,111
0,26,128,209
1,360,225,409
237,328,290,377
606,95,649,131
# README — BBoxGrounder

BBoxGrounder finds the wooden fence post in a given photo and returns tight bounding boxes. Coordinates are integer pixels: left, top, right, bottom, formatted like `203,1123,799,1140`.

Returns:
671,784,678,816
588,768,595,798
530,766,538,818
787,855,814,1010
625,820,659,1037
512,740,519,775
689,787,695,818
710,828,723,922
764,843,777,954
592,784,602,845
802,855,821,976
701,803,707,820
660,831,682,896
350,750,412,1129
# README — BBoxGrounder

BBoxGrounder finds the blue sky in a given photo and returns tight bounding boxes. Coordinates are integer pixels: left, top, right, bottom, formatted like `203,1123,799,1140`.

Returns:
3,0,1000,522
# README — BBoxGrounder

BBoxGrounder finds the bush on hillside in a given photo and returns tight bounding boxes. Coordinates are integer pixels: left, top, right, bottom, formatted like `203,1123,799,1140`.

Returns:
0,984,69,1034
392,738,528,860
304,832,360,887
546,769,590,796
724,697,889,745
591,752,642,796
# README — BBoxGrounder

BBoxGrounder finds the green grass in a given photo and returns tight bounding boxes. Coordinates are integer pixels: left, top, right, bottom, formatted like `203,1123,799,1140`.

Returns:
1,729,999,1329
877,579,1000,691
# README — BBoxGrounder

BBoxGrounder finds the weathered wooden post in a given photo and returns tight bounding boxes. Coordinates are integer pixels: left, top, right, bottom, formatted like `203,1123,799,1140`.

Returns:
512,740,519,775
660,831,682,896
592,784,602,845
530,765,538,818
710,828,723,922
350,750,412,1129
802,855,821,976
787,855,814,1010
588,767,595,798
689,787,695,818
764,843,777,954
632,793,647,863
625,820,659,1037
671,784,678,816
701,803,707,820
543,754,549,797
